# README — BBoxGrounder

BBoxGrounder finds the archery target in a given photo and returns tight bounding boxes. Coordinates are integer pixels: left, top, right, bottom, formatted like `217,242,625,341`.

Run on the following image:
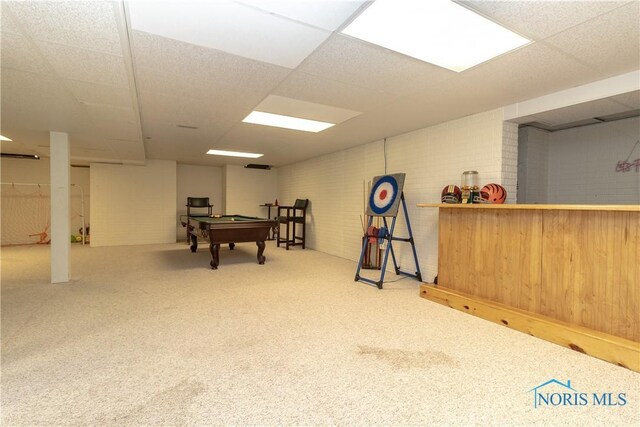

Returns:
366,173,406,217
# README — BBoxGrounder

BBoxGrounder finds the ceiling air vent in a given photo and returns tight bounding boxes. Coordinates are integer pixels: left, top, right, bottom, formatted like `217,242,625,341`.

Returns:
245,164,271,170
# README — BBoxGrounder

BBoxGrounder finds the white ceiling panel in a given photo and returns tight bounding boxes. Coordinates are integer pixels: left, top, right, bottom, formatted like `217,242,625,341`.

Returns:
544,2,640,73
435,42,601,108
36,41,129,87
298,34,454,96
142,118,235,145
0,5,22,35
1,68,75,104
255,95,362,123
459,0,628,40
132,31,291,92
236,0,369,31
138,90,256,127
5,0,122,55
0,32,53,75
85,104,137,125
90,119,140,142
273,70,399,112
135,68,267,117
128,0,331,68
65,80,132,108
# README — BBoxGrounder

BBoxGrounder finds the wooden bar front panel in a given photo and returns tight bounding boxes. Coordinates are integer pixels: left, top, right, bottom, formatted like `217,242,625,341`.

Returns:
437,206,639,342
540,210,639,341
438,208,543,312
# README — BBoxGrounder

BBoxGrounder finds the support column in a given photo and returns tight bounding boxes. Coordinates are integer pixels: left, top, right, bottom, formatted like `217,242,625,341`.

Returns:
50,131,70,283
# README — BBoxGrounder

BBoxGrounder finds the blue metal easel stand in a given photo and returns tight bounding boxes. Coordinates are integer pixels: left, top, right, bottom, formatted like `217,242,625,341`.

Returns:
354,193,423,289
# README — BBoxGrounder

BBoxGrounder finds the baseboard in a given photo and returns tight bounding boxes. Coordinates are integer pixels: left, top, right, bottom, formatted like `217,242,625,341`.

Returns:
420,284,640,372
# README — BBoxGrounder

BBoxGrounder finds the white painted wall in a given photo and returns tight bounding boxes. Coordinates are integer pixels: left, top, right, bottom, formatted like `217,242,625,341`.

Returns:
176,164,223,241
90,160,176,246
518,117,640,204
548,117,640,204
517,127,549,203
224,165,278,218
1,158,90,246
278,109,512,281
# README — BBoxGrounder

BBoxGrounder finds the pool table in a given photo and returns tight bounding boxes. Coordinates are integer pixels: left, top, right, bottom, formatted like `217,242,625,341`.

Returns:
180,214,278,269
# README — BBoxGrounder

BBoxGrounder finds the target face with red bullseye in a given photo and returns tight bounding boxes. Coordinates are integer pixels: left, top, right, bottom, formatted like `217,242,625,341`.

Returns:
368,175,403,216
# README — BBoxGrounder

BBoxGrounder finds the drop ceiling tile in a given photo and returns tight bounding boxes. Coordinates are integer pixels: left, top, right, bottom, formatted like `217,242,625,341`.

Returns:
6,0,122,55
273,71,399,112
236,0,368,31
142,118,236,147
138,90,258,126
132,31,290,92
255,94,362,123
128,0,330,68
1,68,73,103
0,5,22,35
544,2,640,73
298,34,454,96
36,41,129,87
91,120,140,142
65,80,132,108
85,104,137,125
0,32,53,75
438,42,600,107
135,67,267,110
459,0,627,40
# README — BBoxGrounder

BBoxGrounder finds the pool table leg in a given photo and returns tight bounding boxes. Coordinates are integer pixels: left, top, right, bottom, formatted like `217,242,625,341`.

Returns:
190,233,198,252
256,240,266,264
210,243,220,269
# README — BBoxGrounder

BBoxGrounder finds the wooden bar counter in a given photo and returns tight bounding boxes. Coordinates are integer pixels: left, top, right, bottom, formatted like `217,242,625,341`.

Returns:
417,203,640,371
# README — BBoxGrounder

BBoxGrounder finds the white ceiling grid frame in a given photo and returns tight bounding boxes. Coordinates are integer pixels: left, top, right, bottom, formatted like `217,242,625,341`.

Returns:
127,0,333,68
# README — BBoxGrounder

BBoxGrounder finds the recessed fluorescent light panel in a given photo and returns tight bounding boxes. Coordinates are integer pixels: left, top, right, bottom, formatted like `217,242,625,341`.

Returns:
0,135,12,141
206,149,263,158
243,111,335,133
342,0,531,72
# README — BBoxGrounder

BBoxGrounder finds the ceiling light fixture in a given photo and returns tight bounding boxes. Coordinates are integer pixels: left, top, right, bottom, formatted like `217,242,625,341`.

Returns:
242,111,335,133
206,149,264,158
0,135,13,141
342,0,531,72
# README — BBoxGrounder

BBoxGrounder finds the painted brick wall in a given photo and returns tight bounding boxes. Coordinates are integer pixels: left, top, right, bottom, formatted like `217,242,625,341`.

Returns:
501,121,519,203
517,127,549,203
176,164,223,241
277,109,508,281
547,117,640,204
90,160,176,246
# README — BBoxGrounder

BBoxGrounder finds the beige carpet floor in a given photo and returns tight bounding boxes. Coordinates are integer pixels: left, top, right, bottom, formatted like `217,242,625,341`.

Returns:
1,242,638,425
